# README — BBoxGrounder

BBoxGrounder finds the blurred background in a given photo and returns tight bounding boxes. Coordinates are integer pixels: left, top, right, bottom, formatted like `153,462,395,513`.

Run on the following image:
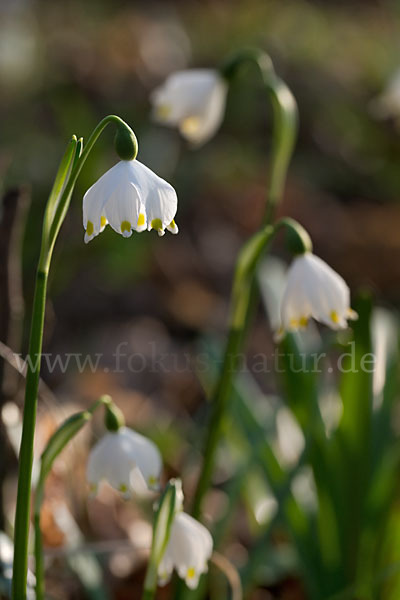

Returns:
1,0,400,598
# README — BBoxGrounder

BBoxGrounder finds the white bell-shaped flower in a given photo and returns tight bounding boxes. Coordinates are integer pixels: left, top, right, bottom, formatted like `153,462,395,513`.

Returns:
158,511,213,589
151,69,228,146
86,427,162,497
280,252,357,334
83,159,178,243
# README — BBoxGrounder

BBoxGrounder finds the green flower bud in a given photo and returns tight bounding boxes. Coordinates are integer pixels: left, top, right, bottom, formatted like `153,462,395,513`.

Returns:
105,402,125,432
114,124,138,161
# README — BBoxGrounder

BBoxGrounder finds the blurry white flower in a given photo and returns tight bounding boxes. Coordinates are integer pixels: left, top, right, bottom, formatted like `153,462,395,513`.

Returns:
371,308,398,409
86,427,162,497
279,253,357,335
254,494,278,525
370,69,400,119
274,406,304,467
158,511,213,589
291,467,317,512
83,159,178,243
151,69,228,146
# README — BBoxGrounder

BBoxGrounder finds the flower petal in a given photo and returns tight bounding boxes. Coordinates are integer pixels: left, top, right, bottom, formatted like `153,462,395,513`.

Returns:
104,181,143,238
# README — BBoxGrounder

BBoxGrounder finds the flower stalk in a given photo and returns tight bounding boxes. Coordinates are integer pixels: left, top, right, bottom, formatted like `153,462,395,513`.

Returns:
12,116,137,600
191,50,298,520
220,47,298,225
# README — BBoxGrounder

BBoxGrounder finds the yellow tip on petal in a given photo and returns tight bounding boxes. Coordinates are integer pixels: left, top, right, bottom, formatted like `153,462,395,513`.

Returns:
331,310,340,324
289,318,299,329
119,483,128,493
299,316,308,328
151,218,163,231
181,116,201,136
86,221,94,236
137,213,145,227
187,567,196,580
148,475,158,487
100,216,107,228
121,221,131,234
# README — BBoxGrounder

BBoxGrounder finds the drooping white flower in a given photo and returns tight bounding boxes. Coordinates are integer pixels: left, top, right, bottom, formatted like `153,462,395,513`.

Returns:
279,252,357,334
83,159,178,243
158,511,213,589
86,427,162,497
151,69,228,146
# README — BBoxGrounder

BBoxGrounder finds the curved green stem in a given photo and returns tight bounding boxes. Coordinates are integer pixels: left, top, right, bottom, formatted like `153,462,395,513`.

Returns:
191,50,298,521
221,48,297,225
12,115,135,600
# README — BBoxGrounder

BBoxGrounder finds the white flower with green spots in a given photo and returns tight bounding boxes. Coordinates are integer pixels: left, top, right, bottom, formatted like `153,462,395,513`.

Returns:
151,69,228,146
158,511,213,589
83,159,178,242
86,427,162,498
279,252,357,335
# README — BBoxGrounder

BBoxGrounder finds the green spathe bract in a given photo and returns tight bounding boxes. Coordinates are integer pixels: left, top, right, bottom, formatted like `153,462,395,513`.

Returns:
143,479,181,600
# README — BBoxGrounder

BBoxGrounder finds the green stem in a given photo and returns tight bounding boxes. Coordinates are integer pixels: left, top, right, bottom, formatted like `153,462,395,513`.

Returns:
191,50,297,521
143,567,158,600
12,270,48,600
192,225,275,519
34,510,44,599
191,327,243,519
12,115,135,600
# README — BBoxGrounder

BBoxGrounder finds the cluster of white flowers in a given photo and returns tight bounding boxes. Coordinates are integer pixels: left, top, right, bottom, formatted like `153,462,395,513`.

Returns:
83,67,359,595
83,69,356,338
86,424,213,589
149,69,357,337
